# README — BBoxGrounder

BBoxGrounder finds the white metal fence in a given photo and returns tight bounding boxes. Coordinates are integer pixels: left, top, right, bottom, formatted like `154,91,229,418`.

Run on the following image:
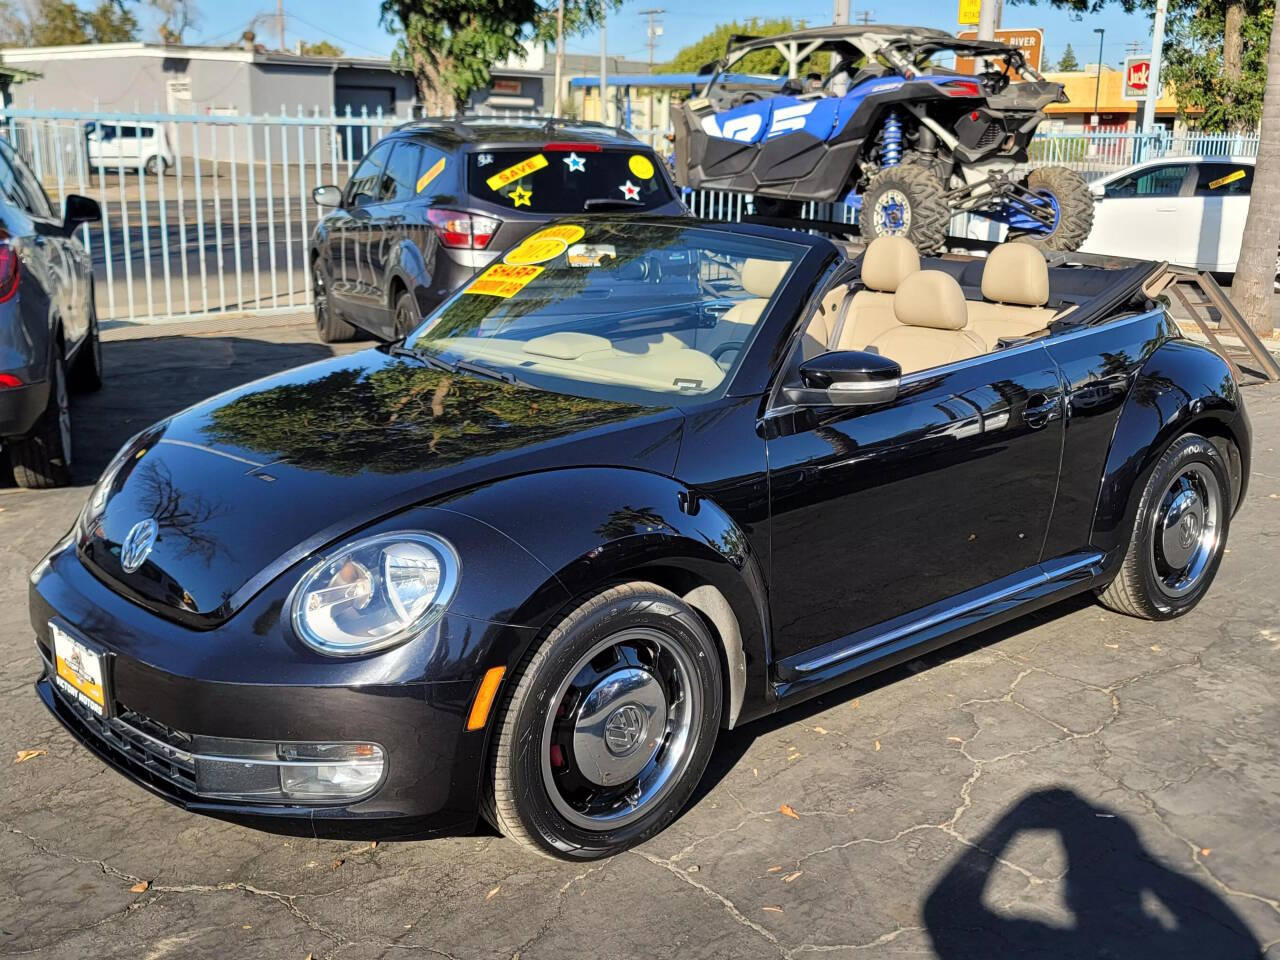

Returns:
0,106,1262,324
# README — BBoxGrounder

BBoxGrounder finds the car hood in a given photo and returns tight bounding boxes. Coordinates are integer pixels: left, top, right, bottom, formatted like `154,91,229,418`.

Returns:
78,349,684,627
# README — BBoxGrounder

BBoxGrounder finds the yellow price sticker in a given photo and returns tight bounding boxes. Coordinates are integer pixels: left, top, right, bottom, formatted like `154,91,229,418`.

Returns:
1208,169,1246,190
416,156,446,193
486,154,549,191
465,263,545,298
504,225,587,266
628,154,656,179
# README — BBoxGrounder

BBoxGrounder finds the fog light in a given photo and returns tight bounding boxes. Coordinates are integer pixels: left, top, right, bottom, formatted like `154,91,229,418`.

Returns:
277,742,385,800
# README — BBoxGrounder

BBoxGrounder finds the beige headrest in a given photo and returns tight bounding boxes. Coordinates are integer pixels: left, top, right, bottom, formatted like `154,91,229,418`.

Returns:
981,243,1050,306
893,270,969,331
860,236,920,292
741,258,790,298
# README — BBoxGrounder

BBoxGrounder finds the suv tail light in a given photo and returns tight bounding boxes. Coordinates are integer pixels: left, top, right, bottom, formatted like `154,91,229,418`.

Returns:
0,234,18,304
427,209,501,250
942,80,983,98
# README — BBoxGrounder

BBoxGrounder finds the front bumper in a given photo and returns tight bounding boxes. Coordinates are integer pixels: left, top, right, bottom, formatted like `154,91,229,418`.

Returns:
30,540,538,841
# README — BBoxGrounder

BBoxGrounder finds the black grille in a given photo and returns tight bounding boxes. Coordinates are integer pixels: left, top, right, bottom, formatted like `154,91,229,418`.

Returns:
49,664,198,793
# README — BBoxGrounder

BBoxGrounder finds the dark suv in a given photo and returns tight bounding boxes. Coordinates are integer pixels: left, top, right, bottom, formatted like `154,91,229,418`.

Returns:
308,117,686,343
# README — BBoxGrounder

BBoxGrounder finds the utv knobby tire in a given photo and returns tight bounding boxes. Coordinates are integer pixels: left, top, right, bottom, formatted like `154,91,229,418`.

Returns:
1021,166,1094,253
483,581,722,861
859,163,950,254
1096,433,1231,621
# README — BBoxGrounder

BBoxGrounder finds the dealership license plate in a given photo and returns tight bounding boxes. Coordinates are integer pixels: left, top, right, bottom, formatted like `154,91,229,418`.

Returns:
51,622,110,717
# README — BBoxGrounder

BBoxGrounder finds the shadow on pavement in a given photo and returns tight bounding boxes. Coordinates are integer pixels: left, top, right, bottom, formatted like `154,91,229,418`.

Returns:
67,334,335,485
923,787,1263,959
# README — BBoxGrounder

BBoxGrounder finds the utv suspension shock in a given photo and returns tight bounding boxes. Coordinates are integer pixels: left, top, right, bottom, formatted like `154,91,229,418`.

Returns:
881,109,903,167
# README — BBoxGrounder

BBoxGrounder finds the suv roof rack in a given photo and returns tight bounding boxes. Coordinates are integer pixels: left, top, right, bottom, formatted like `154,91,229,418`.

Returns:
393,115,629,141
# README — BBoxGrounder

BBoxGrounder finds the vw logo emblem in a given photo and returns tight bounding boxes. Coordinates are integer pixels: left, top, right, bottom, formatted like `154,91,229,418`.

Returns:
119,517,158,573
1178,513,1199,550
603,704,646,756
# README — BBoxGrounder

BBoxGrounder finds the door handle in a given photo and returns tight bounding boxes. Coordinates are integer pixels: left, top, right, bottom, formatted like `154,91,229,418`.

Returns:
1024,393,1062,429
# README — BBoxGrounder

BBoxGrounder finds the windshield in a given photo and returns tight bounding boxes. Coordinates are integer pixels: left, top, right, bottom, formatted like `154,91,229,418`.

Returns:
467,147,674,213
408,221,806,406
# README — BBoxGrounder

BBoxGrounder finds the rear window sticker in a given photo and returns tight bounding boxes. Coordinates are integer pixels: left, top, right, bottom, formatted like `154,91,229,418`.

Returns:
564,152,587,172
416,156,446,193
487,154,548,191
465,263,545,298
567,243,617,267
504,225,587,266
619,180,641,200
476,153,494,166
628,154,655,179
1209,169,1246,190
510,185,533,207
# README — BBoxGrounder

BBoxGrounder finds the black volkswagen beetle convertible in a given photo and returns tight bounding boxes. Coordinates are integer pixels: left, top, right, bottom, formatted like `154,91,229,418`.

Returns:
31,219,1250,860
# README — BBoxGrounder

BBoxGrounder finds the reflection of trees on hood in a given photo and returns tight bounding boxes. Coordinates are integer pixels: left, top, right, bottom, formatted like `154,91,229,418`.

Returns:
202,360,644,476
136,460,227,564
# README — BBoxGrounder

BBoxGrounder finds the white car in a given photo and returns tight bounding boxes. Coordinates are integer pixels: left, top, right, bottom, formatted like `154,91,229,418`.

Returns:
1079,156,1257,273
85,122,175,176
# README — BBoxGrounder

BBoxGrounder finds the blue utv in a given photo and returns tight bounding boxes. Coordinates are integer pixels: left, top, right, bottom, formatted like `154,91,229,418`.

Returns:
673,25,1095,254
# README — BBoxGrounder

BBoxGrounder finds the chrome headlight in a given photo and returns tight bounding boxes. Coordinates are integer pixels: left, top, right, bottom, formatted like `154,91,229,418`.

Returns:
291,532,459,657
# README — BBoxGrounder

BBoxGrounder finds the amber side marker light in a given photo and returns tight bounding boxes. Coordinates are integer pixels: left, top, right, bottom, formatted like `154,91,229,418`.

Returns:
467,666,507,731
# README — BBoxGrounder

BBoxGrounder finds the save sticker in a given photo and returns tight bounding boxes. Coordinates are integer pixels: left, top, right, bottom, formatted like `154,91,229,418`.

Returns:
416,156,446,193
628,154,656,179
504,224,587,265
1208,169,1246,190
465,263,544,298
486,154,548,191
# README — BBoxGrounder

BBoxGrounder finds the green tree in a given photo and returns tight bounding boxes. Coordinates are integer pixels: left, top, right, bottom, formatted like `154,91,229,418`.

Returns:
25,0,138,45
655,18,825,76
299,39,344,57
1056,43,1080,70
379,1,618,116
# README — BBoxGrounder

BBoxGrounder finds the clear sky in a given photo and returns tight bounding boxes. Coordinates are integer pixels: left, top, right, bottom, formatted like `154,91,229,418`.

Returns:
168,0,1155,70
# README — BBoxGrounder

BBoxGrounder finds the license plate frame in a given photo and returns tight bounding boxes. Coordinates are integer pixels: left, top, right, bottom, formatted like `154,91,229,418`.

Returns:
50,621,112,719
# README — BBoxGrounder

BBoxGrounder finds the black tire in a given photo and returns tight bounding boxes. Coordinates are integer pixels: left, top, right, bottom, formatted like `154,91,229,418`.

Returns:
483,581,723,860
859,163,950,254
393,288,419,340
143,155,168,177
8,351,72,489
312,262,357,343
1019,166,1094,253
1096,433,1231,620
67,297,103,393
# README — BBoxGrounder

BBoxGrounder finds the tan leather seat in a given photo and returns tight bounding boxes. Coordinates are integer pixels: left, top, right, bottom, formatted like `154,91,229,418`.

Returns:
801,235,919,359
868,270,985,374
693,257,790,357
967,243,1057,348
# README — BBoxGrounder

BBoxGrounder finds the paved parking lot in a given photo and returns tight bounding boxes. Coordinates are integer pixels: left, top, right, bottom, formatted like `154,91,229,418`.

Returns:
2,317,1278,959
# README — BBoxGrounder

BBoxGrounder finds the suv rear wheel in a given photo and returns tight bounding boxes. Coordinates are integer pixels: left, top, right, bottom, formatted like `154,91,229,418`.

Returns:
860,163,949,253
9,350,72,489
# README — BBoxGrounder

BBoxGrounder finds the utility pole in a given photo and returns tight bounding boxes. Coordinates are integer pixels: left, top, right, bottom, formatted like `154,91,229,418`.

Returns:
552,0,565,117
1092,26,1105,126
600,14,609,126
854,10,873,25
833,0,849,25
640,8,663,142
277,0,285,52
976,0,1001,42
1141,0,1168,134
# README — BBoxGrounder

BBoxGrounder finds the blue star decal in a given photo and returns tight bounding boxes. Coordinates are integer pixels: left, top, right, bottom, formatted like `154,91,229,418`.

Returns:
563,152,586,173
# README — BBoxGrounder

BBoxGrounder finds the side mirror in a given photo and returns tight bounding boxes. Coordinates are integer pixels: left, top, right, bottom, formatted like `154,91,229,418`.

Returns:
783,350,901,407
313,185,343,208
62,194,101,231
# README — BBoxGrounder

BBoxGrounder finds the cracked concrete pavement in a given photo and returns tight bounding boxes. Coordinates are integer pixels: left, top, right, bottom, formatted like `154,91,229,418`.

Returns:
1,316,1278,959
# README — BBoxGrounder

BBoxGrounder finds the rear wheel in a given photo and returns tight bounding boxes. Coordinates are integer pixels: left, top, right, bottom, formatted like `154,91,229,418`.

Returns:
484,582,722,860
1016,166,1094,252
859,163,950,254
313,262,358,343
143,155,168,176
1097,433,1231,620
8,351,72,489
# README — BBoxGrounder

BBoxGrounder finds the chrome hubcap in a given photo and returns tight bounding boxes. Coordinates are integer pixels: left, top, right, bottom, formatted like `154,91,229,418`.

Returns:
1151,462,1220,599
542,627,699,830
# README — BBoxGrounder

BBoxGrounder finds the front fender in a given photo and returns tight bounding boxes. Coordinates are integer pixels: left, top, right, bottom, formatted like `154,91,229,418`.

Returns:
437,466,772,728
1092,339,1251,565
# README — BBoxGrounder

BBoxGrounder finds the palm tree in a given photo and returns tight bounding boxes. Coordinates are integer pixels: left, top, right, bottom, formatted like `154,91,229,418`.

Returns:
1232,8,1280,337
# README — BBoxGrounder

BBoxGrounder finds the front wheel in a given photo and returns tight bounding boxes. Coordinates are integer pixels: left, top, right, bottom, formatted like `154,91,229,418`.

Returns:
484,582,723,860
312,262,358,343
1096,433,1232,620
1016,166,1094,252
859,163,950,254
